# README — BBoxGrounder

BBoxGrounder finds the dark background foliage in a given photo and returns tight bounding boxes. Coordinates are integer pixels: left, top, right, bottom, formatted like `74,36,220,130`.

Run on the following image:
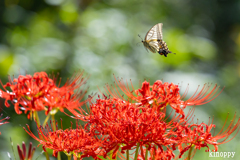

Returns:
0,0,240,159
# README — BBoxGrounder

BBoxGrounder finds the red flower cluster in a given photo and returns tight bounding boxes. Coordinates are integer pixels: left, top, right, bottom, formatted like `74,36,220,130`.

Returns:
82,79,239,159
24,120,102,158
21,76,240,160
0,71,89,119
87,97,178,159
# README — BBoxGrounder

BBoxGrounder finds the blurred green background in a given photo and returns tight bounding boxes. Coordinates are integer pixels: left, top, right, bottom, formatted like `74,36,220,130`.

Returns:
0,0,240,159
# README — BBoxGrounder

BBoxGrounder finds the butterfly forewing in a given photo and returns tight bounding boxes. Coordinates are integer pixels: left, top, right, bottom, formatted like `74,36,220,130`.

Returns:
145,23,163,41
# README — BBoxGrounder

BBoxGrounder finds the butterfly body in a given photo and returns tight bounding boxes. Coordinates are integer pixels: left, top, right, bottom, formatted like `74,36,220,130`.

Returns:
140,23,173,57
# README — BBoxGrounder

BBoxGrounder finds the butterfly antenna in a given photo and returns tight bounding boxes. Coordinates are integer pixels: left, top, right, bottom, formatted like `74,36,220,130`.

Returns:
138,34,143,41
138,34,148,53
136,34,144,46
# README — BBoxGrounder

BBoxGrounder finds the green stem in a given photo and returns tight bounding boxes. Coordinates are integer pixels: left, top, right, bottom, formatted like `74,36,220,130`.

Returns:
68,155,71,160
57,152,61,160
51,114,61,160
34,111,40,126
144,149,148,160
126,149,129,160
77,154,82,160
51,114,57,131
34,111,50,160
43,113,50,127
134,143,140,160
152,146,156,160
187,145,194,160
44,151,50,160
10,137,17,160
110,149,113,160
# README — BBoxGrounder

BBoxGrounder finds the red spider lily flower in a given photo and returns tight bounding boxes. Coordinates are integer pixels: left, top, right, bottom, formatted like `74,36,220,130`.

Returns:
0,114,9,135
178,113,240,158
103,78,222,118
42,71,91,115
86,97,188,159
0,71,90,119
24,120,102,158
0,72,55,114
17,141,36,160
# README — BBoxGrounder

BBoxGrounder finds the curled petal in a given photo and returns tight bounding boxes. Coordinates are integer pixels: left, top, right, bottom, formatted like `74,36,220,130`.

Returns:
183,83,223,106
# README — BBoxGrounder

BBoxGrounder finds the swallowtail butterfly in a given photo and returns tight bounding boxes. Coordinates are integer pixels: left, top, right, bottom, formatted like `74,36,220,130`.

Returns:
139,23,173,57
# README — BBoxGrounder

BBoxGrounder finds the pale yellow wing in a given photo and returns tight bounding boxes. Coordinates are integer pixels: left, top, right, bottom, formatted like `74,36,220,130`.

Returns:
144,23,163,41
143,40,159,53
